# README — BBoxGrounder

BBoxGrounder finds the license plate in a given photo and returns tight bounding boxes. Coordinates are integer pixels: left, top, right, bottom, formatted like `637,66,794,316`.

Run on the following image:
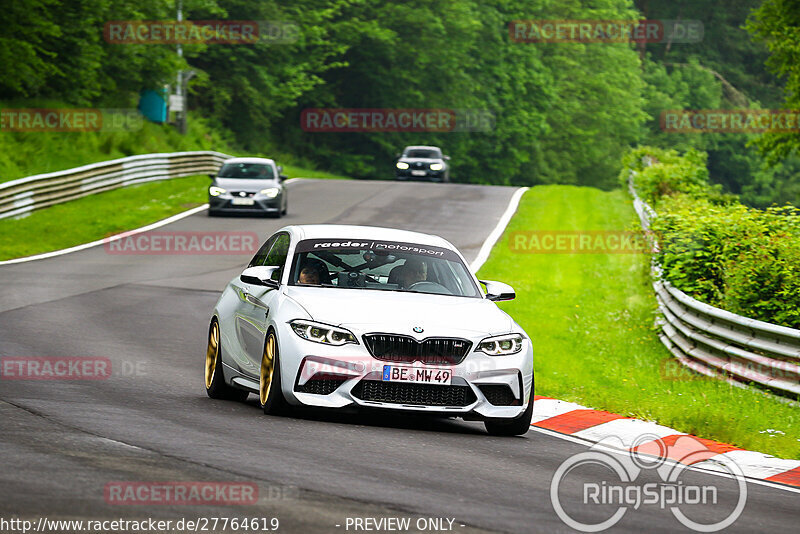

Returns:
232,198,255,206
382,365,452,385
411,170,427,176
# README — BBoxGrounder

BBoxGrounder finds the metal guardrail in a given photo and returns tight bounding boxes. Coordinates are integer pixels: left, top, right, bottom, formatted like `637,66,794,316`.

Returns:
0,151,232,219
629,170,800,397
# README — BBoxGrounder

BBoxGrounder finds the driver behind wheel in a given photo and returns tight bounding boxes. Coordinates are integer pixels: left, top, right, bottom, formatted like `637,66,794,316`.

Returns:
397,258,427,288
298,258,330,285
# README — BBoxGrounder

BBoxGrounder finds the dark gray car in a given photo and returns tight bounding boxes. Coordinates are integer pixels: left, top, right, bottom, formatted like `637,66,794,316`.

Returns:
209,157,288,217
395,145,450,182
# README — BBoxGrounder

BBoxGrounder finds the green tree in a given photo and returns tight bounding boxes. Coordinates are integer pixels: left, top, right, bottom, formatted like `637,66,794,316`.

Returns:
747,0,800,162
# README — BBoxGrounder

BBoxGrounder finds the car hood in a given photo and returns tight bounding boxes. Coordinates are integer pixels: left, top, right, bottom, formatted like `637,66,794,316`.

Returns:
284,286,513,337
399,157,444,164
213,178,280,191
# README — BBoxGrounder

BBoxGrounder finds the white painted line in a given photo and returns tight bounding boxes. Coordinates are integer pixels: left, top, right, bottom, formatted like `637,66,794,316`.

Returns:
691,450,800,480
470,186,528,273
0,204,210,266
531,399,588,424
0,177,305,266
573,418,684,447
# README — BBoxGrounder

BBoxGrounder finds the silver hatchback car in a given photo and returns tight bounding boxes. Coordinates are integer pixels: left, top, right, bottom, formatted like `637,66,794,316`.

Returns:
208,157,288,217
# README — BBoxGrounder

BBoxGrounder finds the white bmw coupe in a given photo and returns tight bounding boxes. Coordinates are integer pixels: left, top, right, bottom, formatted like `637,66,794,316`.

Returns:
205,225,534,435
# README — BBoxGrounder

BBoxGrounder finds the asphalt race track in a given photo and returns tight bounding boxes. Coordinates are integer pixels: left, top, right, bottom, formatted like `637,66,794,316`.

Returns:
0,179,797,533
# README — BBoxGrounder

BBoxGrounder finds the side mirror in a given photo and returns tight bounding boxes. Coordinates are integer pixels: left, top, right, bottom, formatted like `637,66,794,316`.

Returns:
443,155,451,161
480,280,515,301
277,165,283,173
279,174,288,181
241,266,281,289
395,153,401,158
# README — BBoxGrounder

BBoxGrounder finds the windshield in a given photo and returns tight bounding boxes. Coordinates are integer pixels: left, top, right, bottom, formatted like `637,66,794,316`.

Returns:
289,239,480,298
218,162,275,179
403,148,441,159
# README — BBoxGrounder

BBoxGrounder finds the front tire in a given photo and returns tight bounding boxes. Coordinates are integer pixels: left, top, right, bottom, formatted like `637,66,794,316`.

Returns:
484,394,534,436
260,330,289,414
205,319,249,401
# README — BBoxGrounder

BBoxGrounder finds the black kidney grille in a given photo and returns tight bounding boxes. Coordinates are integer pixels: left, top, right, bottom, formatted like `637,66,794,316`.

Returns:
363,334,471,365
351,380,477,407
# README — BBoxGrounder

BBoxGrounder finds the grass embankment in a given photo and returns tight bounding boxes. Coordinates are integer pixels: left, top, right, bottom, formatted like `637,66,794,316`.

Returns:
0,101,350,260
478,185,800,459
0,164,349,261
0,107,230,183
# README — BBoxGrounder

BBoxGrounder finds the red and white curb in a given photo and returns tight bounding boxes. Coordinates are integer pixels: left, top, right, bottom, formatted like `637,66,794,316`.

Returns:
530,396,800,489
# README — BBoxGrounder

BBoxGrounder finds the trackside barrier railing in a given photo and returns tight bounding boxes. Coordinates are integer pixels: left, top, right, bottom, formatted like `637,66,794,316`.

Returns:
0,151,233,219
628,167,800,397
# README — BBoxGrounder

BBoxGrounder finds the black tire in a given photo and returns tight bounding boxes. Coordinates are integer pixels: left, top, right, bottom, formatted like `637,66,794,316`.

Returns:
205,319,249,401
260,330,290,415
484,394,534,436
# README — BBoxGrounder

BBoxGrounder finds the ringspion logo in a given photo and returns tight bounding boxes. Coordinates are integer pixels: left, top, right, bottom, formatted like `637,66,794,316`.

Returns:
551,434,747,532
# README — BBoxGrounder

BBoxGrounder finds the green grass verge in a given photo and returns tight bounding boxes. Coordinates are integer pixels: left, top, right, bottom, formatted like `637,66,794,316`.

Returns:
0,167,349,261
477,185,800,459
0,106,231,183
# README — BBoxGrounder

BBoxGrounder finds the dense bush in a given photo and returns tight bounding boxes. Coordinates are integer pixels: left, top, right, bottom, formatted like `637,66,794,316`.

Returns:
628,147,800,329
621,147,712,207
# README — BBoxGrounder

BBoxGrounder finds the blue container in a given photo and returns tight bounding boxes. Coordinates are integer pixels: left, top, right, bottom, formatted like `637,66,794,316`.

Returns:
138,89,168,123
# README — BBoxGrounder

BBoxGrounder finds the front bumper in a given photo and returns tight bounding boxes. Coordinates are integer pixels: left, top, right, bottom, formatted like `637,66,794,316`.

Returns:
276,323,534,420
209,194,282,214
395,169,446,181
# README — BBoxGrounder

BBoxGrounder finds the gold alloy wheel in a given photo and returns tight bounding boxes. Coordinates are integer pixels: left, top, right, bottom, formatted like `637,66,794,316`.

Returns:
205,321,219,389
260,333,276,406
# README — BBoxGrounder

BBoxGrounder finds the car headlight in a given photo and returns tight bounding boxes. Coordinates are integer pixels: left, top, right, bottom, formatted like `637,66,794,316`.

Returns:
260,187,280,198
430,163,444,171
290,320,358,346
209,186,226,197
396,161,409,170
476,334,524,356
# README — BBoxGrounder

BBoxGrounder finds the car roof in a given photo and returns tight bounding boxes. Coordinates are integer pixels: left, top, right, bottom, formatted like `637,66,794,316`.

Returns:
284,224,454,249
403,145,441,151
223,157,276,165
